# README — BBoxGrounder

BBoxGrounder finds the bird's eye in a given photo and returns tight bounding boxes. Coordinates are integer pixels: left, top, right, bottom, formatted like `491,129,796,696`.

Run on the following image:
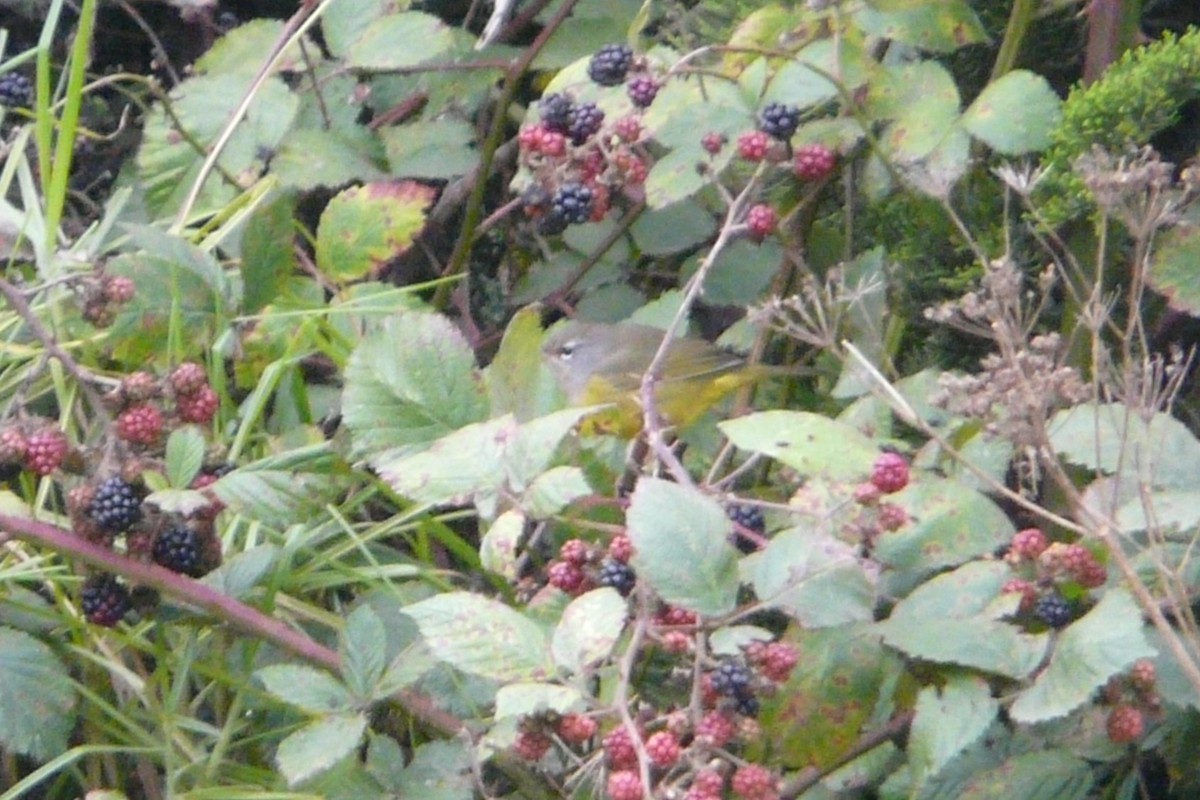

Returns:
557,340,577,359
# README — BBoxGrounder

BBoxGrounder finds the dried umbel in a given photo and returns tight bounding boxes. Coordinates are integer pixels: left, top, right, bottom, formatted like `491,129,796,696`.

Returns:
1073,145,1192,239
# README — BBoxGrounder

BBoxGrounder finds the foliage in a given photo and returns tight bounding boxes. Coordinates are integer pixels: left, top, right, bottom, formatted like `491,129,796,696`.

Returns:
0,1,1198,799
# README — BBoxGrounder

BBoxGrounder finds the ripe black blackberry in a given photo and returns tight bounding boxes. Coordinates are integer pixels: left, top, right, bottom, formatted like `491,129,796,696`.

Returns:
626,76,659,109
1034,593,1073,629
80,573,131,627
539,92,575,134
551,183,593,225
759,102,800,141
0,73,32,109
598,558,636,596
88,477,142,533
153,524,205,577
587,43,633,87
734,690,760,717
727,504,765,533
567,102,605,144
711,659,754,697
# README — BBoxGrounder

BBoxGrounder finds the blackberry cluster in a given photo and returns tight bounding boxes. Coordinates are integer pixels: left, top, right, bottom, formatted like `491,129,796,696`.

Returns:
759,102,800,141
88,478,142,533
1034,593,1073,628
587,43,633,86
539,93,574,134
626,76,659,109
80,574,130,627
0,73,32,109
567,101,605,145
551,183,594,225
598,558,636,596
152,524,204,577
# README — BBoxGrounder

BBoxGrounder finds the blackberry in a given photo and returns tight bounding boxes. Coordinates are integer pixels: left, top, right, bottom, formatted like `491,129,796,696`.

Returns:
711,659,753,696
626,75,660,108
1034,592,1073,628
0,73,32,109
551,183,593,225
539,92,574,134
759,101,800,141
88,478,142,533
734,690,760,717
80,574,130,627
587,43,633,87
152,524,204,577
728,504,765,554
598,558,636,596
567,101,605,144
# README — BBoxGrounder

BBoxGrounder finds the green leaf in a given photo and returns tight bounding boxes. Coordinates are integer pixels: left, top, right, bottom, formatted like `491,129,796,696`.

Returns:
322,1,395,58
523,466,592,518
876,62,961,163
273,128,388,190
381,119,480,180
315,181,435,283
275,713,367,787
961,70,1061,154
720,411,880,481
345,12,456,70
486,306,562,422
164,426,206,489
1149,223,1200,315
342,605,387,700
909,676,998,783
403,591,553,681
392,739,473,800
1010,589,1155,723
629,200,717,256
551,588,629,674
495,682,584,720
1115,488,1200,535
954,750,1093,800
876,478,1015,594
877,616,1046,679
855,0,988,53
200,544,280,599
685,238,782,306
195,19,303,77
240,191,299,313
342,311,489,459
750,527,876,627
211,449,346,527
1048,402,1200,487
0,627,75,760
627,478,739,616
480,510,525,580
763,38,871,108
256,665,355,713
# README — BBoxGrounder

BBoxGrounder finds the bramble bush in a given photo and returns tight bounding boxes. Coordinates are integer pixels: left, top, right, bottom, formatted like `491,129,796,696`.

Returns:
0,0,1199,798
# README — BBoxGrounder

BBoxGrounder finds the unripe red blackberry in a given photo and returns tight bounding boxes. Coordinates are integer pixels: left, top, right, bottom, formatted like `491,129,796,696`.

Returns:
1130,659,1157,692
793,143,836,180
1001,578,1037,613
548,560,587,594
746,204,777,240
603,725,639,769
1106,704,1144,744
737,130,771,162
660,606,697,626
731,763,777,800
608,534,633,563
695,711,735,747
877,503,908,531
80,573,131,627
661,629,691,653
518,124,567,157
614,115,642,142
177,385,219,424
701,131,726,154
514,729,553,761
870,452,910,494
0,427,28,463
1010,527,1048,561
117,403,165,445
644,730,681,766
170,362,208,396
692,770,725,796
760,642,799,682
103,275,136,304
557,713,598,744
853,481,882,506
559,538,590,565
606,770,643,800
121,371,160,402
24,426,68,476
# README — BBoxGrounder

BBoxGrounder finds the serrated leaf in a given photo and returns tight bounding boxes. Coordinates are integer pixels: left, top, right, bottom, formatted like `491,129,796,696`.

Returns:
1010,589,1155,723
403,592,552,681
273,128,388,190
342,605,387,700
195,19,303,76
487,307,563,421
200,544,279,599
393,739,473,800
480,510,525,580
856,0,988,53
495,682,584,720
961,70,1061,154
1115,488,1200,535
381,119,479,180
720,411,880,480
211,466,343,526
627,478,739,616
321,0,393,58
909,675,998,783
750,527,876,626
523,465,592,518
342,311,489,459
375,416,510,508
0,628,75,760
275,713,367,786
241,191,299,313
256,665,354,713
345,12,456,70
1149,223,1200,315
551,588,629,674
877,62,961,163
877,615,1047,679
315,181,435,282
1048,402,1200,487
955,750,1092,800
763,38,870,108
165,426,206,489
630,200,717,256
